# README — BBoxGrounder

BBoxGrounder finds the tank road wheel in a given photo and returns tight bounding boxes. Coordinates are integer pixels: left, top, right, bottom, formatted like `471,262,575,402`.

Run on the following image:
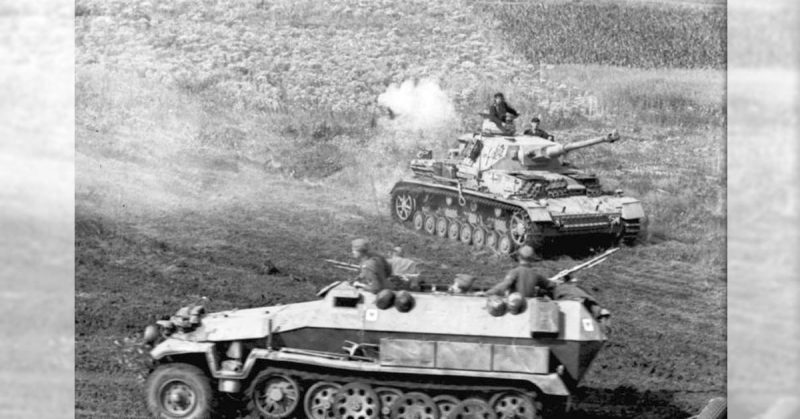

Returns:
459,224,473,244
145,363,215,419
451,398,497,419
333,383,380,419
497,234,514,255
424,214,437,235
393,192,415,222
304,382,342,419
490,392,538,419
412,212,425,231
433,395,461,419
485,232,498,250
472,228,486,248
509,211,531,247
391,392,439,419
375,387,403,419
436,217,448,238
447,220,461,241
247,372,301,419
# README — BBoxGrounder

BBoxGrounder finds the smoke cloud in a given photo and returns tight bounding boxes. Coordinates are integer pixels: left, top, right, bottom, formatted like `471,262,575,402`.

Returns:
377,78,458,133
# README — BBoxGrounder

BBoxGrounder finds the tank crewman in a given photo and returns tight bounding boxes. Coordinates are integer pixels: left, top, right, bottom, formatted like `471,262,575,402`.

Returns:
387,246,421,290
523,117,555,141
351,238,393,293
485,246,555,297
553,275,610,321
483,92,519,135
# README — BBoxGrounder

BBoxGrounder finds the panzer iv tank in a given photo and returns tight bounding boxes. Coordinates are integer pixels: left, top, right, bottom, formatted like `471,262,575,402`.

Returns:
141,282,608,419
390,129,646,254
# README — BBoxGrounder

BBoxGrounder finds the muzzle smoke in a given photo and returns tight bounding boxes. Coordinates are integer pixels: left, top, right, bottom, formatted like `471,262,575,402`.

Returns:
378,78,458,134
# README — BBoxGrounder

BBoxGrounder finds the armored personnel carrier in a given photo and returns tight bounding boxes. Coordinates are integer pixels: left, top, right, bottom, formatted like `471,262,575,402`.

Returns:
141,282,608,419
389,129,646,254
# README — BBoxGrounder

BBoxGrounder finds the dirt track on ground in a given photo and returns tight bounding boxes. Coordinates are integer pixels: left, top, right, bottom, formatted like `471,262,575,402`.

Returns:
75,152,724,418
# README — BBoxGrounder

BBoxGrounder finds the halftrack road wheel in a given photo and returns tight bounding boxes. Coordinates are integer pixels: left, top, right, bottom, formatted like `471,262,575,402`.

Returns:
412,212,425,231
333,382,380,419
432,395,461,419
393,192,415,222
375,387,403,419
448,220,461,241
490,392,538,419
145,363,215,419
391,392,439,419
451,398,497,419
248,372,301,419
304,382,342,419
424,214,437,235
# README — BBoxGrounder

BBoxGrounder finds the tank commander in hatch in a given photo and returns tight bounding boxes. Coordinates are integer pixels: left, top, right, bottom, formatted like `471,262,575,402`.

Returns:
484,246,555,297
483,92,519,135
523,117,555,141
351,238,392,293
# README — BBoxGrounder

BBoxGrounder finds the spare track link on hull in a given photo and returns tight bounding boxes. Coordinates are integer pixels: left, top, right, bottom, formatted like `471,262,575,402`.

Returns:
391,183,532,253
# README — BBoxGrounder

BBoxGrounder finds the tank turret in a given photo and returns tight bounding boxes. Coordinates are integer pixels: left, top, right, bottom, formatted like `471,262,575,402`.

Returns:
141,281,609,419
392,129,646,255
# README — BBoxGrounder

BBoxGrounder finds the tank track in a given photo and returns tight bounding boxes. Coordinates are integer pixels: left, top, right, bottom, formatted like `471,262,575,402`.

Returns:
390,182,542,255
621,219,642,244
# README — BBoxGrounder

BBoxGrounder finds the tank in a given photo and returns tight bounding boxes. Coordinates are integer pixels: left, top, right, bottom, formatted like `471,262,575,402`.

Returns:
389,129,646,254
141,281,609,419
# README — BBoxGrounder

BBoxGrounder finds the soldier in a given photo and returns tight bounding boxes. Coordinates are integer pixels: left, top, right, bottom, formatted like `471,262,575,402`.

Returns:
553,275,610,322
485,246,554,297
523,117,555,141
483,92,519,135
351,238,392,293
387,246,421,290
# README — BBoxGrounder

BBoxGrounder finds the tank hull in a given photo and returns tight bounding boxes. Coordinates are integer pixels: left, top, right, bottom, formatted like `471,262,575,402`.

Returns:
390,179,644,254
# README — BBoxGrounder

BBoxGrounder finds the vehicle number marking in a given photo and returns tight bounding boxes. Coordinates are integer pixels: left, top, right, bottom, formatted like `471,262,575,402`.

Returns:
582,318,595,332
365,309,378,322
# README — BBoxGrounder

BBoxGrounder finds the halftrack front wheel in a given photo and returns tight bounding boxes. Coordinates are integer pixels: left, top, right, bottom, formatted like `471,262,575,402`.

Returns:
451,398,497,419
304,382,341,419
490,391,538,419
391,392,439,419
248,372,301,419
333,383,380,419
392,192,415,222
433,395,461,419
145,363,215,419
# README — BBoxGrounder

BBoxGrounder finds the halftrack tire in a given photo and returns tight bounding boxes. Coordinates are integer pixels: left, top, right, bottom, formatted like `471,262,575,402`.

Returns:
490,391,538,419
459,224,473,244
247,372,301,419
447,220,461,241
432,395,461,419
497,234,514,255
375,387,403,419
145,363,215,419
392,192,415,222
304,381,341,419
472,228,486,248
391,392,439,419
451,398,497,419
333,382,380,419
424,214,437,235
412,212,425,231
436,217,448,238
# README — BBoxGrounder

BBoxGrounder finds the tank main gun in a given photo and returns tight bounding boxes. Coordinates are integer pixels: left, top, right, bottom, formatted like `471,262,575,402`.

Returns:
527,130,620,160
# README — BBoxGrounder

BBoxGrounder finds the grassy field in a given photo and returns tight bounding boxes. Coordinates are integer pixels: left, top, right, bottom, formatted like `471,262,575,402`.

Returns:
76,0,726,417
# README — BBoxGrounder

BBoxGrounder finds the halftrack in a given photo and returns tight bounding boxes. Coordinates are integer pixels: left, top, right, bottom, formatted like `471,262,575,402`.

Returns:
142,282,608,419
390,129,646,255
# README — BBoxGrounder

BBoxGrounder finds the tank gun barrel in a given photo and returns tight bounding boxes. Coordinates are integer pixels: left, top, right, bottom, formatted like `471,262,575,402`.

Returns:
549,247,619,283
542,130,620,158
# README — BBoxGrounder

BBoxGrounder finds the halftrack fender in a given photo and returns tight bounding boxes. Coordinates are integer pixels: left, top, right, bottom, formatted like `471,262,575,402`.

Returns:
620,199,645,219
150,340,215,361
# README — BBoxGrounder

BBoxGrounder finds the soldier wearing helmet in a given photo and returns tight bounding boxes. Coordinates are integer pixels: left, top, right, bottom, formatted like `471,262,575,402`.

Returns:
485,246,555,298
351,238,392,293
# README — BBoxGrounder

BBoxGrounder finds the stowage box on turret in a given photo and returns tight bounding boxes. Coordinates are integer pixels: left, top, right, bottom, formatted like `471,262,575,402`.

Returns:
390,130,646,254
141,282,608,419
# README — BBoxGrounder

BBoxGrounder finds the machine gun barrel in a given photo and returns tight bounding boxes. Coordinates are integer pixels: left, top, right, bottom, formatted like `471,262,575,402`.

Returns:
543,130,620,158
549,247,619,283
324,259,360,272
